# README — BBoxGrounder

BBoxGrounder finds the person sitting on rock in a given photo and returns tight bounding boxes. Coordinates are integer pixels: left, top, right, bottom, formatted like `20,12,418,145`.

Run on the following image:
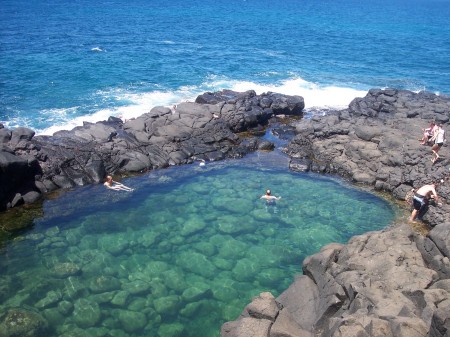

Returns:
409,183,439,222
419,121,436,145
260,189,281,204
104,175,134,191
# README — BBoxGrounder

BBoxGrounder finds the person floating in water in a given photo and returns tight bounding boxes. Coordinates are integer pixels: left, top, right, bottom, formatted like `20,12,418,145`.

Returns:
104,175,134,191
260,189,281,203
409,182,439,222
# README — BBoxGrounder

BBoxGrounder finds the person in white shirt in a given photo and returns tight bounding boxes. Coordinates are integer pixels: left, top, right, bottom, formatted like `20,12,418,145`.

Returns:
431,124,446,163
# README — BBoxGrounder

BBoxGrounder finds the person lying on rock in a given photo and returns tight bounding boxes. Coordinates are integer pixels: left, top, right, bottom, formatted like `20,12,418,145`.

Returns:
104,175,134,191
409,183,439,222
260,189,281,204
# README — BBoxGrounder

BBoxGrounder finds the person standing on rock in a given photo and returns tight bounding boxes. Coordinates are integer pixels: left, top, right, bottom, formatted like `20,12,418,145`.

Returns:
409,183,439,222
431,123,446,163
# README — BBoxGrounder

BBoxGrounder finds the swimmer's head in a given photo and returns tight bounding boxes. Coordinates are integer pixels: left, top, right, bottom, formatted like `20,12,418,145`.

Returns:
266,189,271,195
106,175,113,181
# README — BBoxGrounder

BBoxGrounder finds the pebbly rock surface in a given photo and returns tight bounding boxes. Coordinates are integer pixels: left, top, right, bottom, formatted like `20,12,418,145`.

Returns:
221,89,450,337
0,90,304,214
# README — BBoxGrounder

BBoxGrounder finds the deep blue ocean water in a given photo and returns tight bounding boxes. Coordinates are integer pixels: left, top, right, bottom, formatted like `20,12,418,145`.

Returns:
1,0,449,134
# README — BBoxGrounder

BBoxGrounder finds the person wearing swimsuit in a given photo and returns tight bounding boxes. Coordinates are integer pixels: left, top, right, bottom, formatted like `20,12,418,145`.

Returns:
409,183,438,222
104,175,134,191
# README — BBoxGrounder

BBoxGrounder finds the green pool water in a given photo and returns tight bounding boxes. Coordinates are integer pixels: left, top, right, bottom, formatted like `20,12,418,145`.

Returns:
0,153,396,337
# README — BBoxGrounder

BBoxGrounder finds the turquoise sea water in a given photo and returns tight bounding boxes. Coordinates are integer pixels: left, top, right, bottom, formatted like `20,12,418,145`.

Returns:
0,153,396,337
1,0,449,134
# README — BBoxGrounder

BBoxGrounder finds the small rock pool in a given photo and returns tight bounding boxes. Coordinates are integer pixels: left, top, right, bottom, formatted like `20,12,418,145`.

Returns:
0,151,396,337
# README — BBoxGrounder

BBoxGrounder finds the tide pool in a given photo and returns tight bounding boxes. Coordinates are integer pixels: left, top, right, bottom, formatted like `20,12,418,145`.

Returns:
0,153,396,337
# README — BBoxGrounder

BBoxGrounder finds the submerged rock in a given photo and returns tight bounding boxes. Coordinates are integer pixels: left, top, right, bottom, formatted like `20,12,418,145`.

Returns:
153,295,181,316
35,290,62,309
221,89,450,337
89,275,121,293
0,307,49,337
51,262,81,278
115,309,147,333
72,298,101,328
157,322,185,337
221,223,450,337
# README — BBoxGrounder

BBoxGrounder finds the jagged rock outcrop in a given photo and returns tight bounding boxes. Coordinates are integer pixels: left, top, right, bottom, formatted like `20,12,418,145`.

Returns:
222,222,450,337
285,89,450,227
0,90,304,213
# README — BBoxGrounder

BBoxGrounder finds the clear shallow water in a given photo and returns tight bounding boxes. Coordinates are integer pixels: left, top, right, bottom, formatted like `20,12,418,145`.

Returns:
1,0,449,134
0,154,396,337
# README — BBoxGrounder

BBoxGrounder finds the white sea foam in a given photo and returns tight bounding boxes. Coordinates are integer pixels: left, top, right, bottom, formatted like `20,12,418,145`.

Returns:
205,77,368,109
36,76,369,135
36,89,193,135
91,47,105,52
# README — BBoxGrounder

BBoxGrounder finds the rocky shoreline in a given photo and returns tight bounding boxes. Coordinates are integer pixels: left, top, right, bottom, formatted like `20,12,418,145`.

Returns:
0,90,304,227
0,88,449,336
222,88,450,337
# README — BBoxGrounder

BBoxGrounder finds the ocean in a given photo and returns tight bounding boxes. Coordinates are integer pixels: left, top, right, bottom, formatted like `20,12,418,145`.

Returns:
1,0,449,135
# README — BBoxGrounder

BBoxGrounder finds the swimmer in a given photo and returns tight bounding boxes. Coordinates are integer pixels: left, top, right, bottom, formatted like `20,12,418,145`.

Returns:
260,189,281,203
104,175,134,191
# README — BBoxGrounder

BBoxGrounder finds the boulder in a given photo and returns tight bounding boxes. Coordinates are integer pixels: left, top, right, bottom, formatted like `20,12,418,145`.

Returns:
72,299,101,328
0,307,49,337
0,151,39,210
221,223,450,337
0,129,11,143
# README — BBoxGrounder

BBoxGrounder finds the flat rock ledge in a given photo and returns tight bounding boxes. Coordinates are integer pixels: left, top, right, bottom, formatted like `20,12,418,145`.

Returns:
0,90,304,215
221,89,450,337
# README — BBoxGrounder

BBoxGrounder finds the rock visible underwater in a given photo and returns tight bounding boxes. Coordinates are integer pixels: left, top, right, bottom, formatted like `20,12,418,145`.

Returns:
222,89,450,337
